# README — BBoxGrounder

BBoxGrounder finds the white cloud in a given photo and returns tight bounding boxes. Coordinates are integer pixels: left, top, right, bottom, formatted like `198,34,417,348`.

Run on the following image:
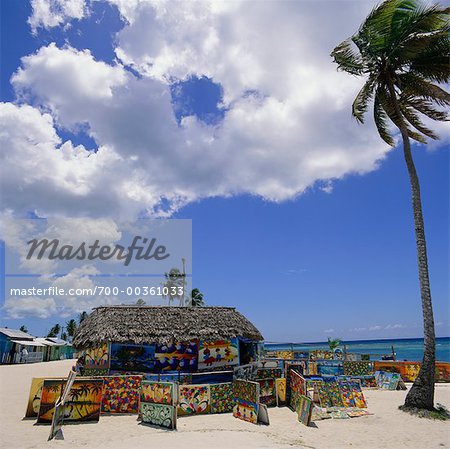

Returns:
6,0,447,220
385,323,407,329
28,0,87,33
324,329,335,333
369,325,382,331
4,296,57,319
349,327,366,332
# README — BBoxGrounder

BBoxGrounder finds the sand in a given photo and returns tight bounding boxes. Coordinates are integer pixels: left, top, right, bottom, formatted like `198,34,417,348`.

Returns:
0,360,449,449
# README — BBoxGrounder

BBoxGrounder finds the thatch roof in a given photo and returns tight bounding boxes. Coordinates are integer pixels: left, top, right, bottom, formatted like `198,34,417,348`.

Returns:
72,306,263,349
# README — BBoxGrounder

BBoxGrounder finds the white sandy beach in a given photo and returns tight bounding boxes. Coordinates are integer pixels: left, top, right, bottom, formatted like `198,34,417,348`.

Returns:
0,360,449,449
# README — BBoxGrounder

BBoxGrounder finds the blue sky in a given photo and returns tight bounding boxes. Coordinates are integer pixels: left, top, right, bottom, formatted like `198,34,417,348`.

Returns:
0,0,448,341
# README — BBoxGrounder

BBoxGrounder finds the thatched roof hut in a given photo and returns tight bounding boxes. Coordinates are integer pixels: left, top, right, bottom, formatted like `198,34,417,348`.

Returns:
73,306,263,350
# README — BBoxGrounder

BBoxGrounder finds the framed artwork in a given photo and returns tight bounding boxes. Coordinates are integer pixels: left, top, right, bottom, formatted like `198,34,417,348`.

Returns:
140,402,176,429
178,384,211,415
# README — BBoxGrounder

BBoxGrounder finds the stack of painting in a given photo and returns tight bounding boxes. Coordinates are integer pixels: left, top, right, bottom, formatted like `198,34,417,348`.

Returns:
338,380,367,408
232,379,269,424
375,371,401,390
296,395,313,426
314,379,344,408
140,381,177,429
288,370,306,411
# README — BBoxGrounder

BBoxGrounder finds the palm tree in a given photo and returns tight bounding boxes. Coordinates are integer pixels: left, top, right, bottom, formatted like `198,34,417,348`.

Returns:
78,311,88,324
47,324,61,338
66,319,77,341
327,337,341,351
162,268,185,306
189,288,205,307
331,0,449,411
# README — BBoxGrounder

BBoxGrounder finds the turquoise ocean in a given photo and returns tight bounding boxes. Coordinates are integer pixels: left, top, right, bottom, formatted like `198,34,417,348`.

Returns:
264,337,450,362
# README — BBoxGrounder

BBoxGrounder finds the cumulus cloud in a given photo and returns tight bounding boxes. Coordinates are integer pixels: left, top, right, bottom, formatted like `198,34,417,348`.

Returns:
4,296,57,319
28,0,87,33
6,0,447,220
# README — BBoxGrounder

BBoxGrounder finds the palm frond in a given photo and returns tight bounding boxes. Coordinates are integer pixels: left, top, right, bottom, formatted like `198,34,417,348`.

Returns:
352,77,376,122
399,103,438,140
406,97,449,121
378,86,427,143
397,73,450,106
409,34,450,83
330,39,365,75
374,94,395,145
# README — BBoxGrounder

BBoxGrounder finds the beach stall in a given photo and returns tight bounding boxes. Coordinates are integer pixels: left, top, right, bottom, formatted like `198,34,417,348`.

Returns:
72,306,263,377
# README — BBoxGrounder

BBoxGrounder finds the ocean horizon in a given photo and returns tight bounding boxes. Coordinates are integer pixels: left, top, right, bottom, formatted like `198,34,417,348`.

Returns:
264,336,450,363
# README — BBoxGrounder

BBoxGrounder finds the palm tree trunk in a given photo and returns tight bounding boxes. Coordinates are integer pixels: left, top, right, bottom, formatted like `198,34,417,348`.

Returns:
387,78,436,411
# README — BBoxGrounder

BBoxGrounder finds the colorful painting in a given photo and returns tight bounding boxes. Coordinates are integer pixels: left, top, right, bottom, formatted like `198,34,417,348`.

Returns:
101,376,142,413
330,409,350,419
293,351,309,360
25,377,64,418
37,379,103,423
140,402,176,429
110,343,155,372
289,370,306,410
198,339,239,370
233,399,258,424
338,380,367,408
436,363,450,382
297,395,313,426
308,361,318,376
343,361,374,376
274,350,294,359
256,368,283,379
315,380,344,408
357,376,378,388
233,379,260,404
141,381,175,405
178,384,211,415
311,405,331,421
233,363,258,381
83,343,109,370
309,350,334,361
210,382,234,413
155,340,198,372
318,361,344,376
347,409,373,417
257,378,277,407
401,363,421,382
275,378,286,404
375,371,401,390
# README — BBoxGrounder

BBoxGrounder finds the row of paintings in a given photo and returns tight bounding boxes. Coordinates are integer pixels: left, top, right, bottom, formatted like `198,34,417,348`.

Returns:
314,379,367,409
374,361,450,383
108,338,239,373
